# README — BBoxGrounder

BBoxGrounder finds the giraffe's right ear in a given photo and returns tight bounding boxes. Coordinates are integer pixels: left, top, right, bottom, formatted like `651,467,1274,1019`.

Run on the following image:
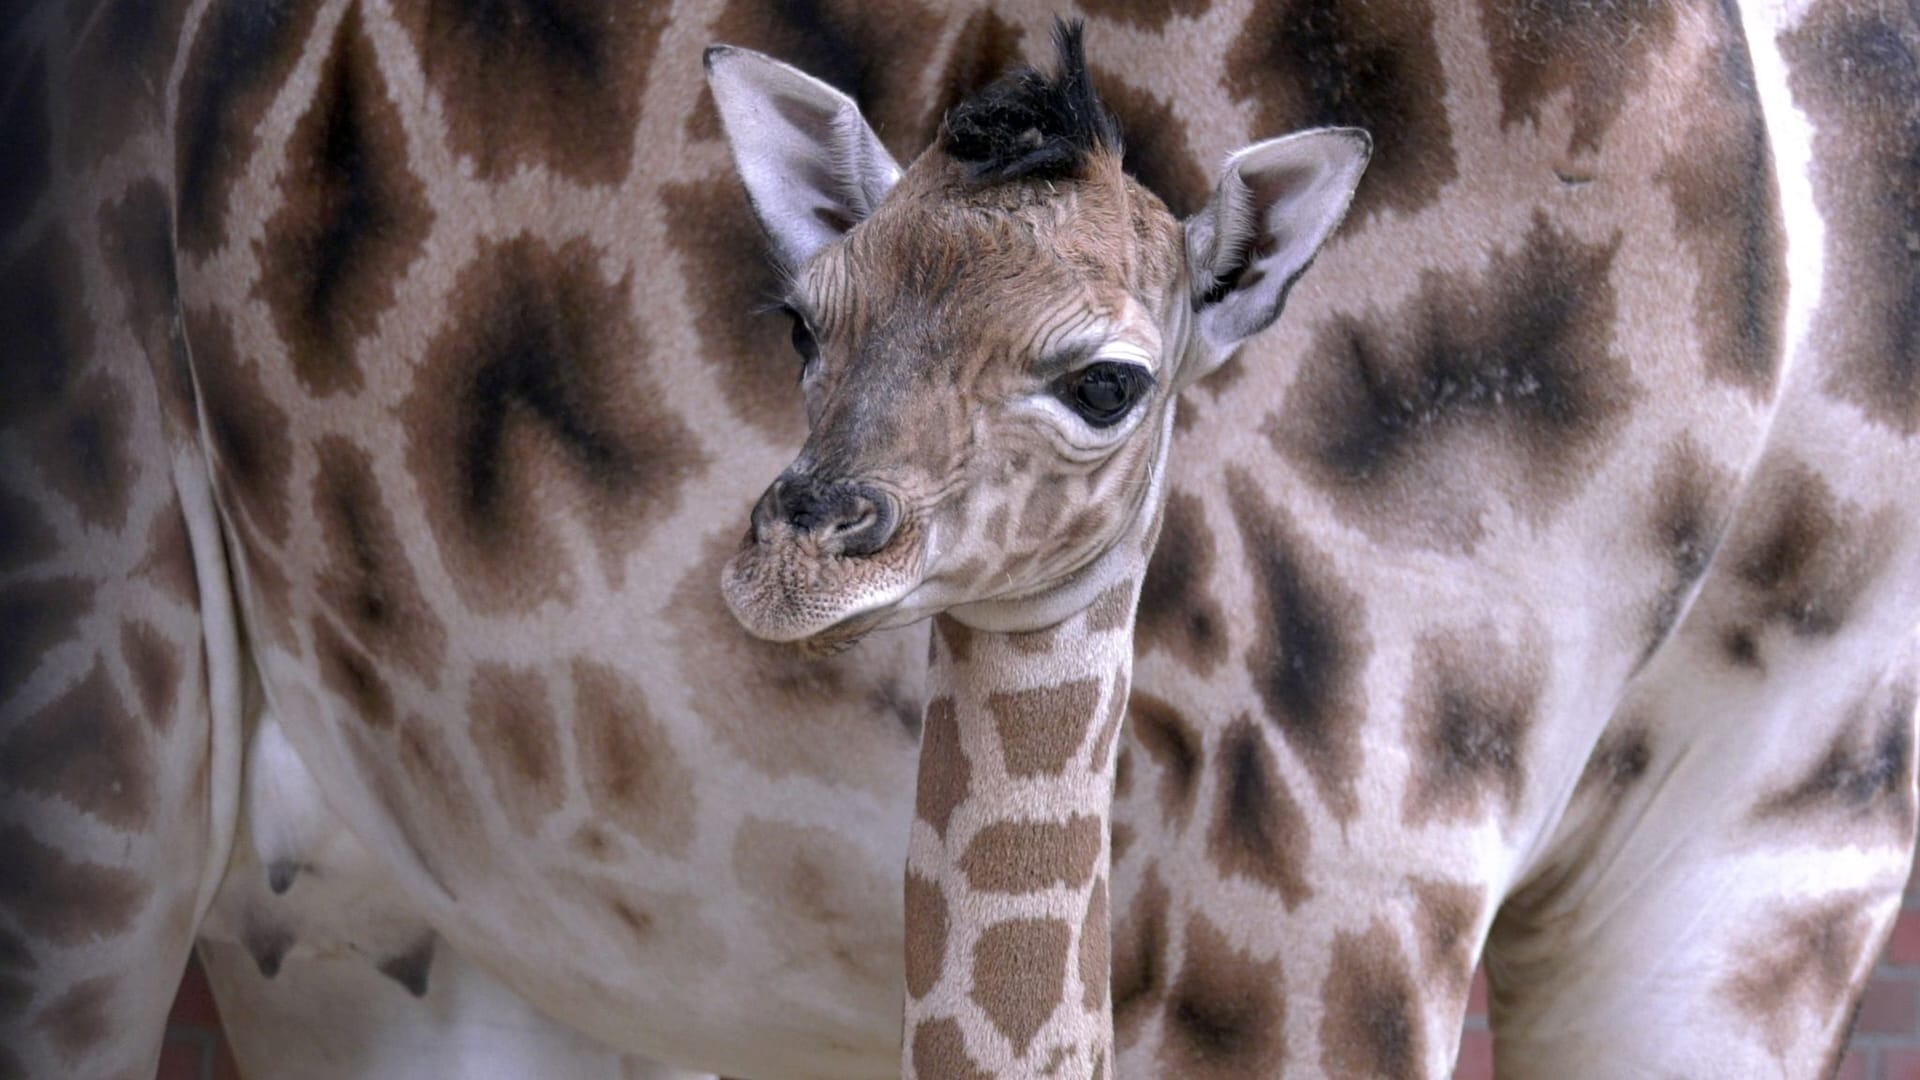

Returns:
705,46,901,272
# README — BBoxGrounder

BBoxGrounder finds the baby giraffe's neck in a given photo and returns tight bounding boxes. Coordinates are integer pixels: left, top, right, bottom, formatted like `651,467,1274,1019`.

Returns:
903,576,1141,1079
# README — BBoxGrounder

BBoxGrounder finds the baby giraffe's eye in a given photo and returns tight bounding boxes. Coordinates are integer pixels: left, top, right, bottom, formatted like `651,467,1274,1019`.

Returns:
784,307,820,373
1058,362,1152,427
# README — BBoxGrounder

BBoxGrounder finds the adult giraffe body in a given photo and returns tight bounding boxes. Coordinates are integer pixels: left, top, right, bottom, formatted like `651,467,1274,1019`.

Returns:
2,2,1916,1079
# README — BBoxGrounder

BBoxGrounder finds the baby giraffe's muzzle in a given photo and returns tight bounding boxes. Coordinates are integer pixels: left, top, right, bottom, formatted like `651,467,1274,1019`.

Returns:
750,473,900,557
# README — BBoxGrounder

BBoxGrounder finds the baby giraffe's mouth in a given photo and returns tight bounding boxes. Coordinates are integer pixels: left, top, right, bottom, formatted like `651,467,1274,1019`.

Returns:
719,521,926,651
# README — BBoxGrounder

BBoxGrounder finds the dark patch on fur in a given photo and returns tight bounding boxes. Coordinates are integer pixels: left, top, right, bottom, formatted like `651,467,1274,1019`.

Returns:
1130,692,1203,826
1227,469,1370,821
1640,438,1736,663
1718,458,1896,670
0,577,95,705
695,0,943,160
467,662,563,836
1225,0,1455,225
401,235,703,612
0,231,93,428
0,51,50,241
942,21,1120,184
0,662,153,830
391,0,665,184
1206,716,1313,907
313,437,446,682
312,615,395,729
175,0,324,255
1137,491,1228,676
100,182,198,430
1272,212,1632,550
1577,723,1652,799
1654,10,1786,398
377,934,436,998
1723,893,1874,1057
1159,912,1288,1077
257,4,434,397
33,371,136,531
1410,878,1482,1006
1478,0,1676,155
1782,3,1920,434
1752,677,1917,843
63,0,194,168
1401,629,1542,827
1321,920,1426,1079
1112,868,1170,1046
186,305,295,545
0,488,55,574
34,976,111,1061
572,659,695,856
0,823,146,945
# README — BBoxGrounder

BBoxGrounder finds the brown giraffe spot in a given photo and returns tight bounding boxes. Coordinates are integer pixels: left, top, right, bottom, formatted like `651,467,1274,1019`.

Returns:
1080,0,1209,34
1577,721,1653,800
1079,876,1110,1013
1093,68,1211,219
990,678,1102,778
1478,0,1677,156
1783,2,1920,434
1130,692,1202,826
141,497,201,608
344,713,490,895
1653,12,1786,399
1017,477,1071,541
0,487,55,575
256,3,434,398
568,823,615,862
1225,0,1454,226
1321,920,1426,1080
0,824,145,945
1410,877,1482,1006
972,917,1073,1057
904,870,948,1000
0,577,94,704
174,0,325,255
312,437,446,682
1723,892,1875,1058
62,0,193,169
376,934,436,998
402,235,704,613
34,370,136,531
0,231,91,428
1640,438,1737,661
186,305,295,545
1273,213,1634,553
34,975,111,1062
731,818,894,984
100,180,197,432
1007,622,1060,656
960,815,1104,894
1401,628,1542,828
467,663,563,837
0,661,152,830
1111,821,1135,865
1207,715,1313,908
388,1,665,184
917,697,970,840
1112,867,1170,1046
912,1017,991,1080
923,9,1029,142
694,0,944,160
0,49,49,238
1159,911,1288,1078
573,660,694,856
1226,470,1369,821
659,176,808,442
936,615,976,665
1751,677,1918,844
1137,490,1228,677
312,616,395,729
1084,579,1135,634
1718,458,1898,670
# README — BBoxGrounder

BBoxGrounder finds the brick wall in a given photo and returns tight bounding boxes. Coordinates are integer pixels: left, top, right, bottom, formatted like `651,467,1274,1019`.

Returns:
155,859,1920,1080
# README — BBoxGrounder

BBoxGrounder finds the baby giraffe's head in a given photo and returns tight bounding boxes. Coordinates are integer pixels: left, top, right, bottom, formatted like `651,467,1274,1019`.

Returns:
709,23,1367,652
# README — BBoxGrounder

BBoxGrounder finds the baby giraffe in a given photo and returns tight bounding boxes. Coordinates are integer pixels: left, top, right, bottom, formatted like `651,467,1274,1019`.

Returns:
708,24,1367,1078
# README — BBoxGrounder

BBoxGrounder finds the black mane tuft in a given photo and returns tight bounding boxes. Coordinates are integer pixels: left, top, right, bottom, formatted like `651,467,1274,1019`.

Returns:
941,20,1121,184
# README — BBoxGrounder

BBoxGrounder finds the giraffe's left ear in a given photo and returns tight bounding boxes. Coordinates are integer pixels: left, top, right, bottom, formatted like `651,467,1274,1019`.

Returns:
705,45,901,272
1184,127,1371,365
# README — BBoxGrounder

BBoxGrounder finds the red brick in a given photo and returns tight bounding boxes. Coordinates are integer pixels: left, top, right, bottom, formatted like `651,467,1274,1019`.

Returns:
166,957,222,1031
1892,911,1920,967
1856,975,1920,1035
155,1035,205,1080
1453,1028,1495,1080
1468,967,1489,1018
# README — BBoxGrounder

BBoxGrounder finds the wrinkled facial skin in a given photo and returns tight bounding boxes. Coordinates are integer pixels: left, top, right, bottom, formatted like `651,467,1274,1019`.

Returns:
722,155,1186,651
